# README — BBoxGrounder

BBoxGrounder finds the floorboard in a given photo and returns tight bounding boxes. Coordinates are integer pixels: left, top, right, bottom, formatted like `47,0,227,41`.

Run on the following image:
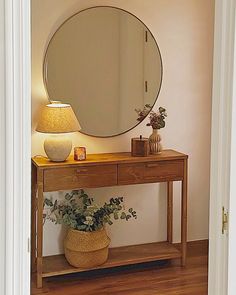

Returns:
31,240,208,295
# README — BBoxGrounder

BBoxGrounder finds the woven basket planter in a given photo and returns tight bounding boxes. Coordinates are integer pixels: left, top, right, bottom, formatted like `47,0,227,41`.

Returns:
64,227,110,268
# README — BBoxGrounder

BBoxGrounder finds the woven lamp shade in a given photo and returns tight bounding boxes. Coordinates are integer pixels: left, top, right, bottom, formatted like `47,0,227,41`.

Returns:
36,103,81,133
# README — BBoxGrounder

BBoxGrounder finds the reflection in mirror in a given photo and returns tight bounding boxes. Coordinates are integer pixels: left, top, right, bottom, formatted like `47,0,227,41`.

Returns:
44,7,162,137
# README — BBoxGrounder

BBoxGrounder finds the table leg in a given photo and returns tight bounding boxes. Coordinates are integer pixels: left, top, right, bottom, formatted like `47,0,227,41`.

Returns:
31,164,37,273
36,170,44,288
167,181,173,243
181,159,188,266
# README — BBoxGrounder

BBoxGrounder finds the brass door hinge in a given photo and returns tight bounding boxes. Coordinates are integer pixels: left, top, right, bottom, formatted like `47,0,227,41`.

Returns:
222,207,229,234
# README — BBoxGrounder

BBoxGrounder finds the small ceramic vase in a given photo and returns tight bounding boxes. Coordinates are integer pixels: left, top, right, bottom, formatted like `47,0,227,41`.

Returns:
149,129,162,154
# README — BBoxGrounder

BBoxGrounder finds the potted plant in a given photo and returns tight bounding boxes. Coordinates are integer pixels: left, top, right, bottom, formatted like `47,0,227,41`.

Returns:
44,189,137,268
135,104,167,154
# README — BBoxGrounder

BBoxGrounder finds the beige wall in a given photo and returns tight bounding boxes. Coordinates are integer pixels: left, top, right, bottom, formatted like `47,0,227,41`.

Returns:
46,8,121,136
32,0,214,256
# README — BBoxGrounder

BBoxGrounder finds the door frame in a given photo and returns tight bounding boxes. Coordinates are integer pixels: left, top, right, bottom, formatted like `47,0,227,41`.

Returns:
208,0,236,295
0,0,6,292
0,0,31,295
208,0,236,294
0,0,235,294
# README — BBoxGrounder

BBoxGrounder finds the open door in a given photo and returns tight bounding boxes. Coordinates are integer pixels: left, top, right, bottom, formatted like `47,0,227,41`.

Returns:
227,13,236,293
209,1,235,295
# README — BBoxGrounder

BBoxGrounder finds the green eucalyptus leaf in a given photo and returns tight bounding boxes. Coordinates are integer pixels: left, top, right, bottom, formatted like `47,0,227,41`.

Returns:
120,212,126,219
44,198,53,207
108,220,113,225
126,214,132,221
77,225,87,230
114,212,119,220
44,191,137,230
65,193,73,200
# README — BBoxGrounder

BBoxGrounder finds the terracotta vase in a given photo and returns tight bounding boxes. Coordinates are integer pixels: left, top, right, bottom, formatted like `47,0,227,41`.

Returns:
149,129,162,154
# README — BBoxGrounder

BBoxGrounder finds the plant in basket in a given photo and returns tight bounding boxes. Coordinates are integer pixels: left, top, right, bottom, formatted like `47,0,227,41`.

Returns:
44,189,137,268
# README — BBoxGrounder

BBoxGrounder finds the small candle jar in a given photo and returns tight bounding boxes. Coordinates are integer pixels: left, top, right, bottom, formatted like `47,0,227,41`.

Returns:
74,147,86,161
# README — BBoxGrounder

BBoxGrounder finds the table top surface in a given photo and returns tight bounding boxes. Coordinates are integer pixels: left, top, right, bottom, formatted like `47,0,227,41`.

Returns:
32,149,188,169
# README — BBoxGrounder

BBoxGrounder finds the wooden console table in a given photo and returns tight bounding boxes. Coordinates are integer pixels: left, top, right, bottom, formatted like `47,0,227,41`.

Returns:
31,150,188,288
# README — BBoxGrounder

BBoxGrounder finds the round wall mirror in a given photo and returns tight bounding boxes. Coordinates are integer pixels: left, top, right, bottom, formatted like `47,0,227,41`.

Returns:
44,6,163,137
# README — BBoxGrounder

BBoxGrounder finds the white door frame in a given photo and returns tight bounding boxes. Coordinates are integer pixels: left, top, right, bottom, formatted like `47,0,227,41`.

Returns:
1,0,31,295
1,0,236,294
0,0,6,293
227,2,236,294
208,1,236,295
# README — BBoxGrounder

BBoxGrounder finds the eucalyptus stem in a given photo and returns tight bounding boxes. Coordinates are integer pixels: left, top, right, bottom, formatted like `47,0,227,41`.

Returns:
44,190,137,232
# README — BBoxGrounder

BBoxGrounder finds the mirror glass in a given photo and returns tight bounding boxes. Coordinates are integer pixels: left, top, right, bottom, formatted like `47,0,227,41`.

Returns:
44,6,162,137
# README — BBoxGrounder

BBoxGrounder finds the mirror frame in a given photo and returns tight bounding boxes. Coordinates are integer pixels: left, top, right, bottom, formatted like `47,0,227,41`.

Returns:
43,6,163,138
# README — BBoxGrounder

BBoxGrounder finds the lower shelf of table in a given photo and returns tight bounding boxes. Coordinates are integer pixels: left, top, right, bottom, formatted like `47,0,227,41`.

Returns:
42,241,181,278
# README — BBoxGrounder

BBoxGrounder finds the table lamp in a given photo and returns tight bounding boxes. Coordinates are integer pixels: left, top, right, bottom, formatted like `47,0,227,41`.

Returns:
36,103,81,162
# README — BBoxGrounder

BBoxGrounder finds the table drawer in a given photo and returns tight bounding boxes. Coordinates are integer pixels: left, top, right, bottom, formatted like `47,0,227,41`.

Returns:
44,165,117,192
118,160,184,185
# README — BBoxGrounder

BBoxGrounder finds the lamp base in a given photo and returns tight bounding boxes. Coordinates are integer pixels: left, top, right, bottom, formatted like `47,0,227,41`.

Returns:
44,135,72,162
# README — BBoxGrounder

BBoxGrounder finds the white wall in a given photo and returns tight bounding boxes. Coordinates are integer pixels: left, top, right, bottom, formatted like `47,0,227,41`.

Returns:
32,0,214,256
0,0,6,290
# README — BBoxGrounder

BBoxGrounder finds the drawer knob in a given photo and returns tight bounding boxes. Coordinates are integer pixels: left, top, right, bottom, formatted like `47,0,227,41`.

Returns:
146,163,159,168
76,168,88,173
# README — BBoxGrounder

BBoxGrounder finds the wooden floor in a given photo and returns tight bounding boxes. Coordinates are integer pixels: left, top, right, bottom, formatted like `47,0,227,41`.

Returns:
31,240,208,295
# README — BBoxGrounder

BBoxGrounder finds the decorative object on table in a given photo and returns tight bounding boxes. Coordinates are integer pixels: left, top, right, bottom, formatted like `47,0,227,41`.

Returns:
131,135,149,157
149,129,162,154
36,102,81,162
74,147,86,161
44,190,137,268
135,105,167,154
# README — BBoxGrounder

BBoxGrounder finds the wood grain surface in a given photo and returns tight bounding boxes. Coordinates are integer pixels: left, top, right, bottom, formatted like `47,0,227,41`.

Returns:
32,150,188,168
44,164,117,192
42,242,181,278
118,160,184,185
31,149,189,288
31,240,208,295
